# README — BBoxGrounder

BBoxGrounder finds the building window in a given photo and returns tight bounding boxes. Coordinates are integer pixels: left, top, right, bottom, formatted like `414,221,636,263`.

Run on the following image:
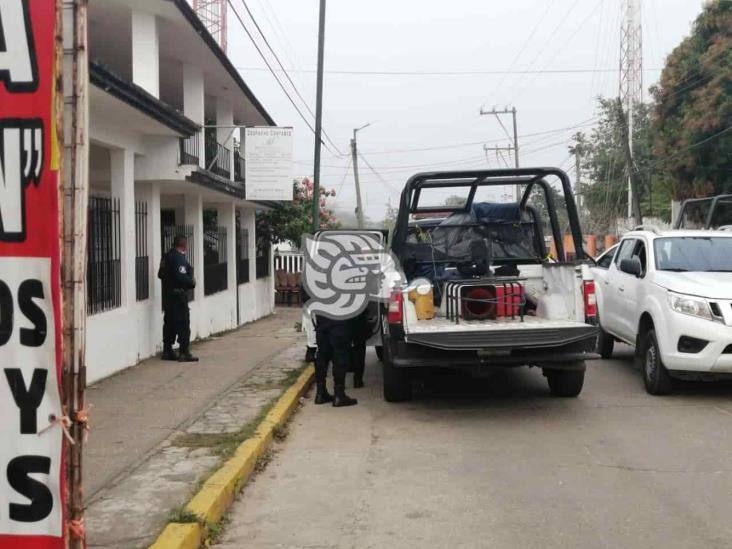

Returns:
87,196,121,315
162,224,195,302
237,227,250,285
204,225,228,295
135,201,149,301
256,238,270,279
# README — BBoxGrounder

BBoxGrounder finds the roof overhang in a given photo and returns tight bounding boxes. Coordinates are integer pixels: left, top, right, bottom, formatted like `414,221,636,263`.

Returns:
90,62,199,136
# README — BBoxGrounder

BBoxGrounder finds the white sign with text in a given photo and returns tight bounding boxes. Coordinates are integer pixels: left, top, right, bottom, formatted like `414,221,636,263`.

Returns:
244,127,294,201
0,258,63,537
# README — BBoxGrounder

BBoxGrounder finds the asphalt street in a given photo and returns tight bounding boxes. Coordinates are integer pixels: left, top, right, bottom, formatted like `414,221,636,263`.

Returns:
218,344,732,549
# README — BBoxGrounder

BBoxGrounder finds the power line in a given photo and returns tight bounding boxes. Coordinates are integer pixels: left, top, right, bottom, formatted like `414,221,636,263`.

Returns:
233,0,344,156
235,66,662,77
353,117,599,156
227,0,340,157
357,153,402,193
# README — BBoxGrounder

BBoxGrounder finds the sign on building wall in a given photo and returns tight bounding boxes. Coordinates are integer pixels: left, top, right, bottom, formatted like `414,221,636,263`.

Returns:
244,127,294,201
0,1,66,547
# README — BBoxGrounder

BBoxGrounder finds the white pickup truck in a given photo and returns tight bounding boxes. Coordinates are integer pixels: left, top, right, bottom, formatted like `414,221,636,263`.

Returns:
380,168,598,402
592,228,732,394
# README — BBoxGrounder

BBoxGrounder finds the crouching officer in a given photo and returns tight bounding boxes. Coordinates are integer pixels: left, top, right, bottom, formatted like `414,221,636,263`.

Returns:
314,314,357,407
158,235,198,362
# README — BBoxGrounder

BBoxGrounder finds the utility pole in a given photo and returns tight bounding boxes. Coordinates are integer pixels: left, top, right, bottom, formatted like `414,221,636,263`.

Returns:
619,0,643,222
481,106,520,200
311,0,326,232
62,0,90,546
351,123,370,229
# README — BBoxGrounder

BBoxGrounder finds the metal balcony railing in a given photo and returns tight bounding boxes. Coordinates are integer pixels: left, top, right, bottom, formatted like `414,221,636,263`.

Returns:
179,135,200,166
205,141,231,179
234,150,245,182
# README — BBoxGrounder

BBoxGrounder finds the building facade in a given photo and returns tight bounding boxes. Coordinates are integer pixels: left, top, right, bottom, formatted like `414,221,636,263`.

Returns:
86,0,276,383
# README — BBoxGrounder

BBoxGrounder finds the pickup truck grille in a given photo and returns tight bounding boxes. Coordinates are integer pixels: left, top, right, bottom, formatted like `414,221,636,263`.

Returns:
405,325,597,351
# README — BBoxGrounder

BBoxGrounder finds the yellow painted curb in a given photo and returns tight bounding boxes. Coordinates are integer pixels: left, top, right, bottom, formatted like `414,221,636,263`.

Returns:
149,365,314,549
149,523,201,549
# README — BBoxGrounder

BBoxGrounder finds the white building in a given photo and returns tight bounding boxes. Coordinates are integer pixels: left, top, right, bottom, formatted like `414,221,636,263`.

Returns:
86,0,277,383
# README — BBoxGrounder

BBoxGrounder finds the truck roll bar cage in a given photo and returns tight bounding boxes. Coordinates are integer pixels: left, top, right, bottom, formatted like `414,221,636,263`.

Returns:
392,168,585,262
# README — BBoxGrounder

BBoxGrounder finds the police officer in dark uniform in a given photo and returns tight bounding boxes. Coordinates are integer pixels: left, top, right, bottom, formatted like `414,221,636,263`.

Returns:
314,314,357,407
158,235,198,362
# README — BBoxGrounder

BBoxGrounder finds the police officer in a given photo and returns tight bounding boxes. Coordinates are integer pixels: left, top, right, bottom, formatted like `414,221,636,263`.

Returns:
314,314,357,407
158,235,198,362
350,309,369,388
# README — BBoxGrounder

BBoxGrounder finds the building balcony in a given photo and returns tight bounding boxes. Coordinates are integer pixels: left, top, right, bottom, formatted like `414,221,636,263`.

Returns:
179,135,200,166
205,141,231,180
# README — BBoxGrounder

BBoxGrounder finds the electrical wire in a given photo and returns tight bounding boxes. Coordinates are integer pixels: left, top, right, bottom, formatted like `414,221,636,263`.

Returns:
234,0,344,156
234,66,661,77
227,0,340,157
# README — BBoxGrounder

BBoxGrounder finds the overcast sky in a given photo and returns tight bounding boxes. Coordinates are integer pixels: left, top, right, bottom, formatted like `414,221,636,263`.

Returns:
226,0,704,221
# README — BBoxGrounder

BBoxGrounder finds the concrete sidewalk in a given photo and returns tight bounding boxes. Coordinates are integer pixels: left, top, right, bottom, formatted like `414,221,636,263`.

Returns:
84,307,303,546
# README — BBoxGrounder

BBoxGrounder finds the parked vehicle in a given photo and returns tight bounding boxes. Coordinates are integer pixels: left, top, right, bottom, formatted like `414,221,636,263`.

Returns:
592,227,732,394
381,168,598,402
674,194,732,230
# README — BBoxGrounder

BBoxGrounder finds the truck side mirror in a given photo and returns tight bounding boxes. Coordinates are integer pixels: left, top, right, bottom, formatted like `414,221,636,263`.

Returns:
619,257,642,277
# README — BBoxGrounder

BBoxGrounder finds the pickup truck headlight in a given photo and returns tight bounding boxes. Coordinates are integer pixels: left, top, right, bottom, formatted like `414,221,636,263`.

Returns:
668,293,713,321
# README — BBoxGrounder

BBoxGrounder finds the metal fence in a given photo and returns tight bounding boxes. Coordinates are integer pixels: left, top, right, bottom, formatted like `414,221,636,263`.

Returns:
205,141,231,179
204,225,228,295
87,196,121,315
179,135,200,166
135,201,149,301
256,239,270,279
274,250,303,274
236,227,250,284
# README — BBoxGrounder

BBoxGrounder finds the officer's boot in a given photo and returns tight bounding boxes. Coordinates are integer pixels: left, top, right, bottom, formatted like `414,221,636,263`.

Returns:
178,349,199,362
161,347,178,361
314,380,333,405
332,382,357,407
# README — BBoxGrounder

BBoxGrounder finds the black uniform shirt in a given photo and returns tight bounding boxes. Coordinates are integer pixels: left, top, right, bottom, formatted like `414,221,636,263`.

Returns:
160,248,195,294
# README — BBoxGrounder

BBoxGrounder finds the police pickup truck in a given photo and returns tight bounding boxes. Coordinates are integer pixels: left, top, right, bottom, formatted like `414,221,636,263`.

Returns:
380,168,598,401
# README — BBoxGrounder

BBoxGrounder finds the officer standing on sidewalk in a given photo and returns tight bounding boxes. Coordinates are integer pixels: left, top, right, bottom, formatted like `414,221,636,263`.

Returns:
158,235,198,362
313,314,357,407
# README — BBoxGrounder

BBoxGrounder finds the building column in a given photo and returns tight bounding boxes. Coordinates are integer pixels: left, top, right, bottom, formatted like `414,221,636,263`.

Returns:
131,11,159,98
241,207,256,285
150,183,163,349
216,98,234,179
110,148,135,308
218,202,237,326
183,64,205,168
184,193,204,303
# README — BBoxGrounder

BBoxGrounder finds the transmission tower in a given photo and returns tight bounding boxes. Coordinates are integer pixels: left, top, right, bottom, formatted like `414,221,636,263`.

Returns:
193,0,227,52
619,0,643,219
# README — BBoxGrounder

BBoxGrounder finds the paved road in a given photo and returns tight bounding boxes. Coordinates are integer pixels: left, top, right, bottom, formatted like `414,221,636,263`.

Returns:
218,345,732,549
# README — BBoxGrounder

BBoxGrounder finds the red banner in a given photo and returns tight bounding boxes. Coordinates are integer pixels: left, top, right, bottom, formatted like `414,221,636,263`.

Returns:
0,1,66,548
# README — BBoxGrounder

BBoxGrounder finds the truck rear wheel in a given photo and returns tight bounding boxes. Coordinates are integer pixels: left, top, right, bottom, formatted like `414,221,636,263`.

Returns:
382,343,412,402
545,365,585,397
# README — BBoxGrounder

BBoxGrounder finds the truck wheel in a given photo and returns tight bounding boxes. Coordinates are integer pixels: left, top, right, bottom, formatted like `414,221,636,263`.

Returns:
382,345,412,402
640,329,672,395
375,345,384,362
545,365,585,397
597,326,614,359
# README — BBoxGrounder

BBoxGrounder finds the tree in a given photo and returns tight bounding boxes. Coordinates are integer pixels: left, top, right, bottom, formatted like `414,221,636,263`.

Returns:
256,178,339,247
570,97,667,231
651,0,732,200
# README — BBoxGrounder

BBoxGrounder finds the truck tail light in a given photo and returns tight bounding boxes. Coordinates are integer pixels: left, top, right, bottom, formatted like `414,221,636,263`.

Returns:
387,290,403,324
583,280,597,320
